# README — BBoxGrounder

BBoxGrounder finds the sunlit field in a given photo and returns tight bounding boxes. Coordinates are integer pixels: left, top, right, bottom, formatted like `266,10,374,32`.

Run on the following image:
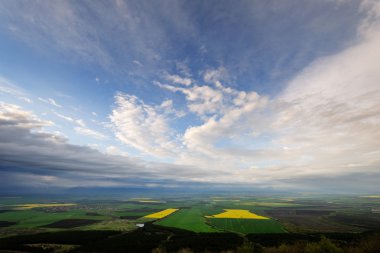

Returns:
206,209,269,219
143,208,179,219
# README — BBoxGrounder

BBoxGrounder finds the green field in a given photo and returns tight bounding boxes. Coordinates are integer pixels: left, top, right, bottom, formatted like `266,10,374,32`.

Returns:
208,218,286,234
0,210,109,228
155,207,220,232
81,219,137,231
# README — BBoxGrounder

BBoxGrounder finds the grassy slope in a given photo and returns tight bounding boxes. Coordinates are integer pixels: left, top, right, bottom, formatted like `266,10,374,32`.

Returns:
155,207,219,232
81,219,137,231
208,218,286,234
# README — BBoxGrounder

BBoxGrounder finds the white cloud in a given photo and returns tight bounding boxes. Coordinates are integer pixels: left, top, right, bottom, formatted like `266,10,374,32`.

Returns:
133,60,143,67
0,102,53,129
157,82,225,118
175,61,191,77
109,92,179,157
159,99,186,117
48,98,62,108
54,112,74,122
54,112,106,140
74,126,106,140
0,76,32,103
158,73,264,121
38,97,62,108
262,1,380,181
75,119,86,128
203,66,228,85
165,74,192,86
105,145,128,157
0,76,24,97
19,97,33,103
183,91,267,156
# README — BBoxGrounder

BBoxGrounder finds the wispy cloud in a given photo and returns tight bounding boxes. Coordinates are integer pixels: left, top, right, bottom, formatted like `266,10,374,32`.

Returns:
0,76,24,97
0,0,196,76
0,76,32,103
165,74,192,86
54,112,74,122
53,111,107,140
38,97,62,108
74,126,106,140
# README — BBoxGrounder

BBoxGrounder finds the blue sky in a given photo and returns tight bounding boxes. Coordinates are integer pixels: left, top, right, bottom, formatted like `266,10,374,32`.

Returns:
1,0,380,193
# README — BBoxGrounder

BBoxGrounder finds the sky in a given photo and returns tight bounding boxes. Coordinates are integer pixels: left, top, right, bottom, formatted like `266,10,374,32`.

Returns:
0,0,380,194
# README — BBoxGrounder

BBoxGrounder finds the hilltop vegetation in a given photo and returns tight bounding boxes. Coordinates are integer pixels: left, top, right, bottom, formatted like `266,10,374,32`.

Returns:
0,223,379,252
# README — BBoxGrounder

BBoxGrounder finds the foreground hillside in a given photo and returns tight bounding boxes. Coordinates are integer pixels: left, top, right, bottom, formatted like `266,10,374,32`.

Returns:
0,223,379,252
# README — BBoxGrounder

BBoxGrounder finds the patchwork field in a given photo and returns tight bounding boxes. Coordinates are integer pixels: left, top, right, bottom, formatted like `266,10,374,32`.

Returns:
155,207,219,232
0,194,379,238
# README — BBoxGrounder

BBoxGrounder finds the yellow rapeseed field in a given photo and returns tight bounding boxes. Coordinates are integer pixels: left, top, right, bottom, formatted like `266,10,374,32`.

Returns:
205,209,269,219
12,203,77,210
144,208,178,219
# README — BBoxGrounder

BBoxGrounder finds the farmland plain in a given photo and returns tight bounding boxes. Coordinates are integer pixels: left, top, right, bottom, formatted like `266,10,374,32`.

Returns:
0,194,380,252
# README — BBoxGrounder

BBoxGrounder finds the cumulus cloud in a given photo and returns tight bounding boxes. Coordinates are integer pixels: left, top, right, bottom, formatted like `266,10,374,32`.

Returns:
165,74,192,86
109,92,180,157
158,82,224,118
203,67,228,85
